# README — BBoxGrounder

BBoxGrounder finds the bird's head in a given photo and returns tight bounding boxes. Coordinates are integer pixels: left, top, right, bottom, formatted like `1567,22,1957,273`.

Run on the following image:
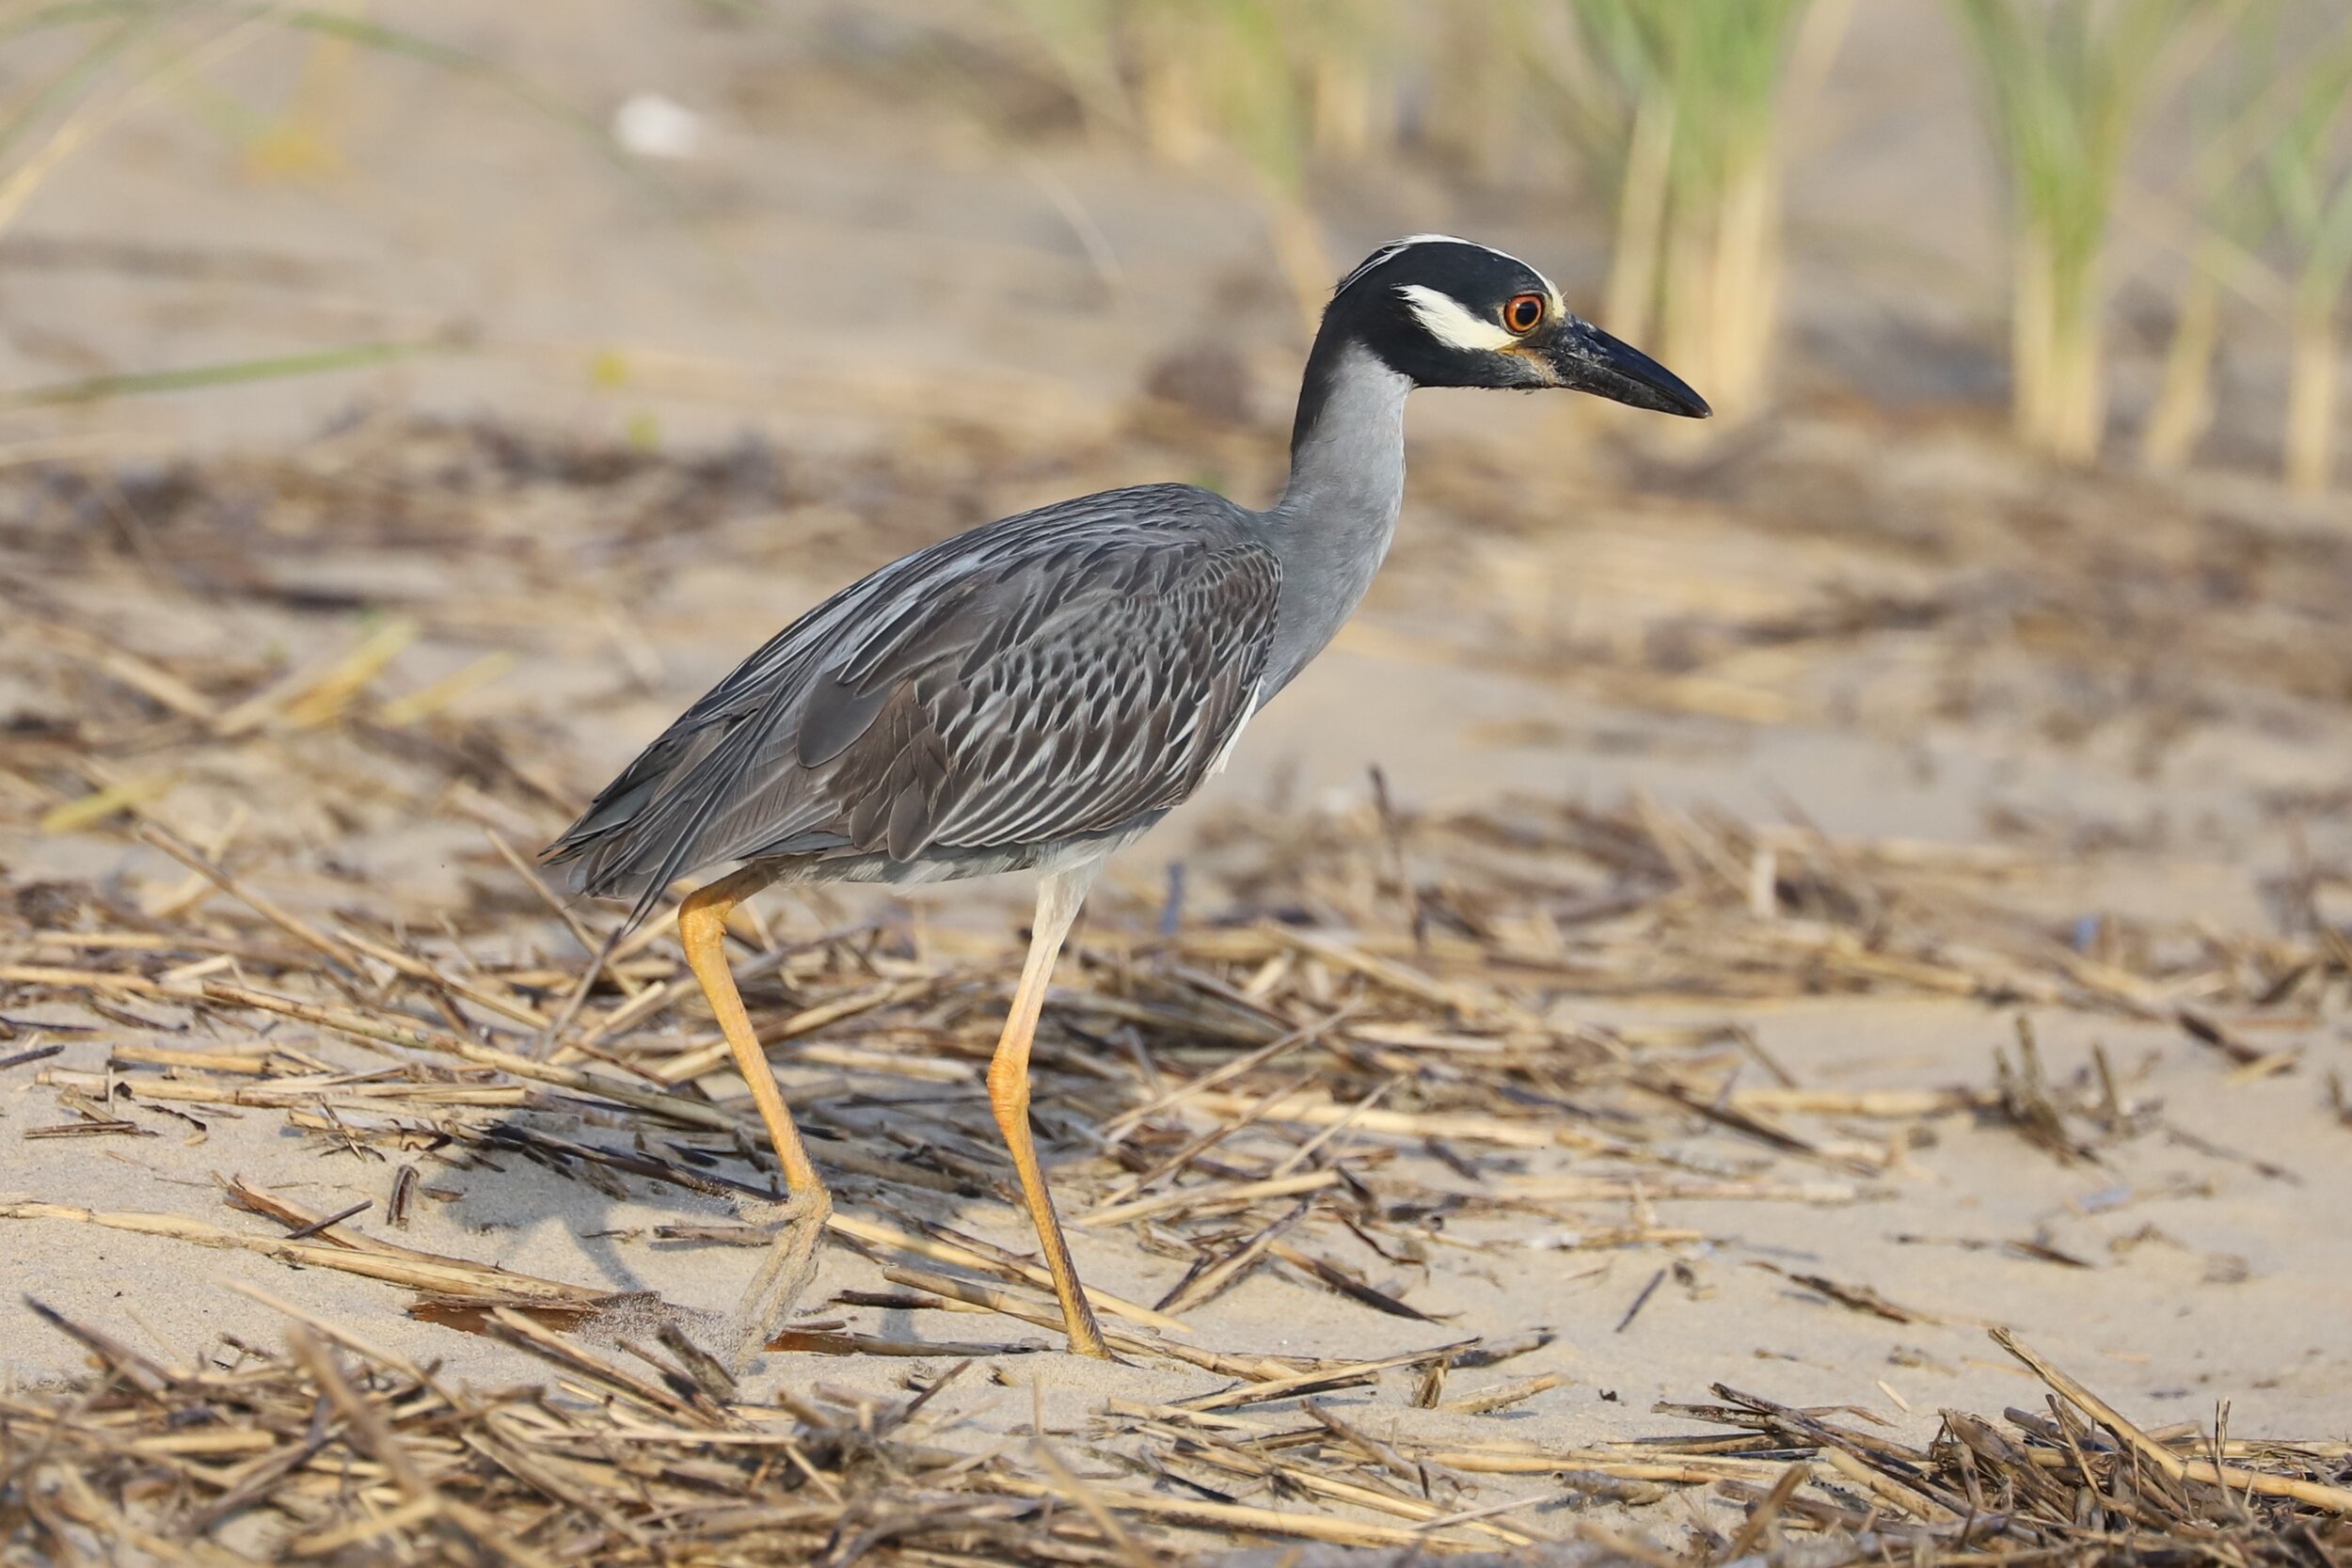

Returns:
1323,235,1710,418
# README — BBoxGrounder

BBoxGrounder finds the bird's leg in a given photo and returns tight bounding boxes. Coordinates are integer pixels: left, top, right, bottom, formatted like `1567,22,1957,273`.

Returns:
985,863,1112,1358
677,864,834,1370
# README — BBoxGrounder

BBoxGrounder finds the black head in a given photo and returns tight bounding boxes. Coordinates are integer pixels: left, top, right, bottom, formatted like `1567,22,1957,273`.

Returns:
1319,235,1710,418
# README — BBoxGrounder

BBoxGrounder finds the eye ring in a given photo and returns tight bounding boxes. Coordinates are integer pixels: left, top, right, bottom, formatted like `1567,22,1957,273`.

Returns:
1502,293,1547,335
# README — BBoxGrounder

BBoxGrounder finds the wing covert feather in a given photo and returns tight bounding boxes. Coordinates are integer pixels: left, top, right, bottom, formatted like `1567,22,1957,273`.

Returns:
544,484,1281,912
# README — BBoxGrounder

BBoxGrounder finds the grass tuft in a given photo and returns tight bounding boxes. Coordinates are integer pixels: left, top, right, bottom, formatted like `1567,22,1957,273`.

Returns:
1536,0,1847,420
1949,0,2212,463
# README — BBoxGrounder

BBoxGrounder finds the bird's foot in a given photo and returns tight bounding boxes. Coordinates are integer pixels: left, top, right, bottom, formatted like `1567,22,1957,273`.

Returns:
720,1183,834,1372
1064,1312,1120,1363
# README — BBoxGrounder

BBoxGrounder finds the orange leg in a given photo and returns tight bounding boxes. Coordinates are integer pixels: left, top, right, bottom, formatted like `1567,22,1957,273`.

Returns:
678,864,833,1367
986,864,1111,1358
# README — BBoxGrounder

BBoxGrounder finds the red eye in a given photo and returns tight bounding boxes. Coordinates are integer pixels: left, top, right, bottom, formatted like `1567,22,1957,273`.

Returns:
1502,293,1546,335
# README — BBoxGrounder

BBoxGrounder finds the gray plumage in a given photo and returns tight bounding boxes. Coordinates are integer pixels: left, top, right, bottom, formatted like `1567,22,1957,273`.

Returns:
548,236,1708,924
547,486,1283,915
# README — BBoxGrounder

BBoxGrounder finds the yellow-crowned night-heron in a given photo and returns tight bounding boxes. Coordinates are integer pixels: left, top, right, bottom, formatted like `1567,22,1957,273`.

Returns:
546,235,1708,1364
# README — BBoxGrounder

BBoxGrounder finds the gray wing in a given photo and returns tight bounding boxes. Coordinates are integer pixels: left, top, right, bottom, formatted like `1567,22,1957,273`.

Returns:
545,484,1280,920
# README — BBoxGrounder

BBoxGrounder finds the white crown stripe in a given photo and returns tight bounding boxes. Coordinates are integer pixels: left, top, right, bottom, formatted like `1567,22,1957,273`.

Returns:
1335,233,1532,293
1336,235,1566,321
1397,284,1518,353
1334,232,1464,293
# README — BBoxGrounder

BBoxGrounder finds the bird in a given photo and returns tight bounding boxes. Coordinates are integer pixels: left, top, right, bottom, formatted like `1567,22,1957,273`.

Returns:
545,234,1708,1365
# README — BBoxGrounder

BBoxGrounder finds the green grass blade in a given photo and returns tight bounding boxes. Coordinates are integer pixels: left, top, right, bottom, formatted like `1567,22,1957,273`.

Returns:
0,0,171,163
5,337,455,406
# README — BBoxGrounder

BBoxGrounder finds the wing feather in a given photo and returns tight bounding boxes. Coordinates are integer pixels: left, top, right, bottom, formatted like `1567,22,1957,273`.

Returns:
544,484,1280,918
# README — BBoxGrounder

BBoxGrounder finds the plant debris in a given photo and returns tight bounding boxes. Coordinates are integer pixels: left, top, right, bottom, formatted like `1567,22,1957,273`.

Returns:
5,420,2348,1560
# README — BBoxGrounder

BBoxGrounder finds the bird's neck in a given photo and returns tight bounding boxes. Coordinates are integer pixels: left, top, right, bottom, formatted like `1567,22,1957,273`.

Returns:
1261,337,1411,692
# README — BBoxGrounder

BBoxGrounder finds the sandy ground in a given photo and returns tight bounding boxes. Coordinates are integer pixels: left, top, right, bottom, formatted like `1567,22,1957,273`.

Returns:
4,404,2347,1545
3,1,2351,1553
7,984,2349,1436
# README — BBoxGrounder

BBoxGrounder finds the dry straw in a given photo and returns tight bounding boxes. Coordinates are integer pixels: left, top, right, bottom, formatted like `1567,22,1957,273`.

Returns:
4,417,2348,1559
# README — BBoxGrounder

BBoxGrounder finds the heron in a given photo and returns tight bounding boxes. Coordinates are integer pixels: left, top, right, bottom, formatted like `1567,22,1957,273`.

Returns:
546,235,1708,1364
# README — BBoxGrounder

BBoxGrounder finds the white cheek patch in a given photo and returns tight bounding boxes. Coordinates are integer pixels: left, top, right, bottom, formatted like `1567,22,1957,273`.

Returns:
1397,284,1517,353
1339,235,1569,329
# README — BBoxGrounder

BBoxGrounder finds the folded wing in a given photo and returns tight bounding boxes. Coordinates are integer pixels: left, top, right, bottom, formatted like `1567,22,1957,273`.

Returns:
545,489,1280,923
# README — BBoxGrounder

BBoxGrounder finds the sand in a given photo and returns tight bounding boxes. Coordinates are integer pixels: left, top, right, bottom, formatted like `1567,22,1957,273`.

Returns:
1,2,2349,1556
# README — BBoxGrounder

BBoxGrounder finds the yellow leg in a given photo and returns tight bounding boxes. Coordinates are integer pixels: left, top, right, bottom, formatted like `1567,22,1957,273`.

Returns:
678,865,834,1368
986,864,1111,1358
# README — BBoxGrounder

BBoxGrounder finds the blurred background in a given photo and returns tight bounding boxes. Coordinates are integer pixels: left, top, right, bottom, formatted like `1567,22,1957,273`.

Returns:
8,0,2352,1480
3,0,2349,477
8,0,2352,888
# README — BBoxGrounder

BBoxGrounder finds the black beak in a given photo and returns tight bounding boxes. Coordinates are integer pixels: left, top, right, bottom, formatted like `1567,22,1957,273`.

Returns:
1543,316,1711,419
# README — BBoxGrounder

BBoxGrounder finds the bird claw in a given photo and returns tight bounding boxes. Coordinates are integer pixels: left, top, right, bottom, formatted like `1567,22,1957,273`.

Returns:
719,1184,834,1371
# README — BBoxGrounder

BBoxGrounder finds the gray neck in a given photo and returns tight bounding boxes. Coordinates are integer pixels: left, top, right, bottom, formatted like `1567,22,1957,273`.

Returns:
1258,341,1411,692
